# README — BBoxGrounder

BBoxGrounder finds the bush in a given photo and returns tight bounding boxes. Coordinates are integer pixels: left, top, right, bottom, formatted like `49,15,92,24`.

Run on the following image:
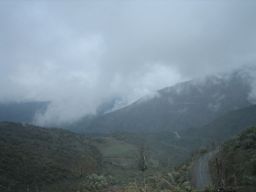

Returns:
81,174,110,191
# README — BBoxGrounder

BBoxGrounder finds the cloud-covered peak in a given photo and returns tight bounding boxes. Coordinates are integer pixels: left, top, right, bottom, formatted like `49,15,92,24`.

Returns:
0,1,256,126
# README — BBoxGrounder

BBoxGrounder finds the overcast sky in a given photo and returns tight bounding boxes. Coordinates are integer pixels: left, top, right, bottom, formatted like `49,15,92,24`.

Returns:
0,1,256,125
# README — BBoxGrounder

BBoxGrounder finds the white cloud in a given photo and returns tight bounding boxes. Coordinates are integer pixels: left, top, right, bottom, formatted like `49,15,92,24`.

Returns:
0,1,256,125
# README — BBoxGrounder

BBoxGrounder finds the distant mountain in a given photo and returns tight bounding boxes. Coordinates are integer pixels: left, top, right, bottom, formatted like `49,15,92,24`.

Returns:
0,122,102,192
71,69,253,133
0,101,49,123
193,105,256,144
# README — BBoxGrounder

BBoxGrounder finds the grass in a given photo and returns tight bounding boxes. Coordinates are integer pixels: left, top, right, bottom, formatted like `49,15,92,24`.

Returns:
93,137,138,158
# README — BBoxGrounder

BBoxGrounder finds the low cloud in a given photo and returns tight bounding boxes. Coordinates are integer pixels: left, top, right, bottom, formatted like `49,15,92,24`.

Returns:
0,1,256,126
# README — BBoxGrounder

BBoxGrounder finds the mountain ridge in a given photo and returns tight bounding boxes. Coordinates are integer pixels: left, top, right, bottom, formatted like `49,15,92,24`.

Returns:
70,70,253,133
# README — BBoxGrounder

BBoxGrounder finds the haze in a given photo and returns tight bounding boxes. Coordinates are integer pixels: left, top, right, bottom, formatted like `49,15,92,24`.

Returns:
0,0,256,126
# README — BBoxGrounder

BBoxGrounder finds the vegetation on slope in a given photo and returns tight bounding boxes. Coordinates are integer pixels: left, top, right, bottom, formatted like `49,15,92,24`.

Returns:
0,122,201,192
1,105,256,191
210,127,256,190
198,105,256,144
0,122,102,192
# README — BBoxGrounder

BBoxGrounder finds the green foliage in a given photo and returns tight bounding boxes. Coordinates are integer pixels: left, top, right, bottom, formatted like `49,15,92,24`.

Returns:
0,122,102,192
80,174,111,191
211,127,256,188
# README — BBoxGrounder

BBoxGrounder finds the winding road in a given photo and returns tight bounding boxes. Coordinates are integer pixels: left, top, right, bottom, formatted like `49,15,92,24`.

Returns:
192,151,216,191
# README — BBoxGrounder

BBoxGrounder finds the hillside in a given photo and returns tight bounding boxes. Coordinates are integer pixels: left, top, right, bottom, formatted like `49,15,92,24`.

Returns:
0,122,199,192
94,104,256,182
185,105,256,145
204,105,256,142
71,70,252,133
210,127,256,191
0,122,102,192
